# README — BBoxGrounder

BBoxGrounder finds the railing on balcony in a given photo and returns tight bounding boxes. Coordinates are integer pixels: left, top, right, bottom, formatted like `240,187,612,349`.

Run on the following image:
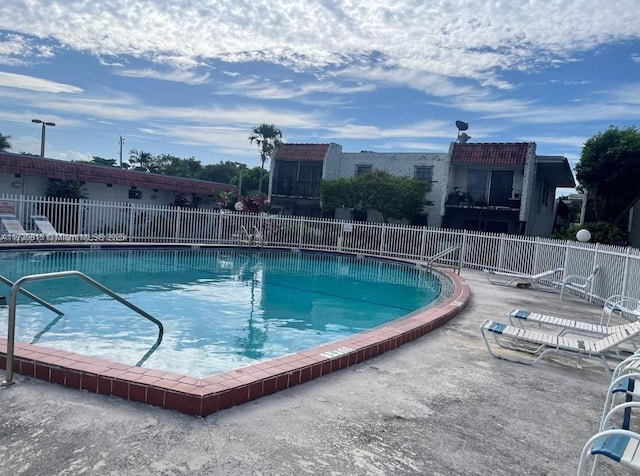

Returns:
445,187,522,209
273,180,321,198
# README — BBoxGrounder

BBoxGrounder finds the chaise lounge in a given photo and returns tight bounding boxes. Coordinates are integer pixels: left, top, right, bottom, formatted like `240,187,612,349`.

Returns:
480,319,640,374
483,267,564,290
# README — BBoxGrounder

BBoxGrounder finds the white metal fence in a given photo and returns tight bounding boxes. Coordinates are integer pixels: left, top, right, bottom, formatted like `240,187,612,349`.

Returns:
2,194,639,304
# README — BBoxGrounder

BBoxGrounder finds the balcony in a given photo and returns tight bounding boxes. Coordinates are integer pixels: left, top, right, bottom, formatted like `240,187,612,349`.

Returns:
272,179,321,199
445,187,521,210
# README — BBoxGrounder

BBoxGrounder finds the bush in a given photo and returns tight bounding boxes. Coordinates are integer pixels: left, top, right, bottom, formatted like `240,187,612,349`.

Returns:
551,222,626,245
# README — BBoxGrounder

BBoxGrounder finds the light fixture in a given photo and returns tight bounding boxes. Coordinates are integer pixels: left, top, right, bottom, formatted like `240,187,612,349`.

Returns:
31,119,56,158
576,229,591,242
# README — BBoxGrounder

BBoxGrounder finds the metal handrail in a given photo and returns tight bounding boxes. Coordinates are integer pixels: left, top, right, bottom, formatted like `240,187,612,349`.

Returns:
421,246,462,275
0,274,64,316
2,270,164,386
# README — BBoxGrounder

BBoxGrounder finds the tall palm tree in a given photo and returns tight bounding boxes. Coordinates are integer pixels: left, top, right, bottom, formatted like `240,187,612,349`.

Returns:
0,132,12,152
249,124,283,194
129,149,153,171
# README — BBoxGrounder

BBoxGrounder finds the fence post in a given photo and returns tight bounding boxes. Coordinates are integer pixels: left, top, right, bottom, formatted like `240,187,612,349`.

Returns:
128,203,135,241
174,207,181,242
460,231,468,269
533,236,540,273
379,223,386,255
622,247,631,296
498,233,506,270
419,227,427,260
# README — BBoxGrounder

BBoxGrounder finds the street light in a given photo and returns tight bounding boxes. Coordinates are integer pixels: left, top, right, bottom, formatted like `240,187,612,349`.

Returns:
31,119,55,158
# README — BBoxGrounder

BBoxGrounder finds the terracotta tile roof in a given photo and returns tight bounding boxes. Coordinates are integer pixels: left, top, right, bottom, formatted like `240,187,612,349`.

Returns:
274,144,330,161
451,143,531,165
0,153,236,195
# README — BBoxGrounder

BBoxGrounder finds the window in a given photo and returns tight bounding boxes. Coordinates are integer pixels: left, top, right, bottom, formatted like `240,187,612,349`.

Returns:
414,166,434,182
128,189,142,199
355,164,372,176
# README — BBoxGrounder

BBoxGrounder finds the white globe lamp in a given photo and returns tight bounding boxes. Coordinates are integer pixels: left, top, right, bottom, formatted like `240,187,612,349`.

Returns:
234,201,244,211
576,229,591,242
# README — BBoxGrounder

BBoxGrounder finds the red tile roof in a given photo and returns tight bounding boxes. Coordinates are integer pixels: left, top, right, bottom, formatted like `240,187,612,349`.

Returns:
451,143,531,165
0,153,236,195
274,144,330,161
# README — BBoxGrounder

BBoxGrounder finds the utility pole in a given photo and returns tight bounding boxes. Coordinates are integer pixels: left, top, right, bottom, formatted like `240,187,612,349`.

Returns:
119,135,125,167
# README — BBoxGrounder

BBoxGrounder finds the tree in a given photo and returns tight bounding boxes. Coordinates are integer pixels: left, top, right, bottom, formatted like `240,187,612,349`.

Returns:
45,179,87,199
575,125,640,224
90,156,117,167
0,131,12,151
199,161,242,183
129,149,154,171
231,166,268,195
320,169,428,222
249,124,283,194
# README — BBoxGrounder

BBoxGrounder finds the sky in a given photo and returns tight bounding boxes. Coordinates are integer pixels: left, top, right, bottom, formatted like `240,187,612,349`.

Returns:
0,0,639,195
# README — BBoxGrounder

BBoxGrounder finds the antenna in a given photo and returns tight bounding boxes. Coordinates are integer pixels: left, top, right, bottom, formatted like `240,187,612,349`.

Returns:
455,121,471,143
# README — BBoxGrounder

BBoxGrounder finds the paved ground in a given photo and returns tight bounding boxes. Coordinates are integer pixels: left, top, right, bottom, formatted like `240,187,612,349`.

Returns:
0,269,633,475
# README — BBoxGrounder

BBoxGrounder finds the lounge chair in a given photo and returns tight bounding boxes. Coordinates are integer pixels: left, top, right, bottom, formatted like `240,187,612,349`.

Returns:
0,213,28,234
507,308,614,338
479,319,640,374
601,294,640,326
557,266,599,301
31,215,64,235
483,267,563,290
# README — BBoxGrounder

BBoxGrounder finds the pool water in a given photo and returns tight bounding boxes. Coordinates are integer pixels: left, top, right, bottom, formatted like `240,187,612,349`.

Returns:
0,248,444,377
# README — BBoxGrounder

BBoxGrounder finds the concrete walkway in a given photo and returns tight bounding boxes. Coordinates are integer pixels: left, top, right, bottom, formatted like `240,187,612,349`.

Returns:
0,269,631,475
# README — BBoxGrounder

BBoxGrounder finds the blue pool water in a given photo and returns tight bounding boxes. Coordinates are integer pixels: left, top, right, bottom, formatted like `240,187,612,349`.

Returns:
0,248,446,377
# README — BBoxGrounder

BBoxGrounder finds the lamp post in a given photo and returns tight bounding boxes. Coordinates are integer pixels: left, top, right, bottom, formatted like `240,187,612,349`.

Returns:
31,119,55,158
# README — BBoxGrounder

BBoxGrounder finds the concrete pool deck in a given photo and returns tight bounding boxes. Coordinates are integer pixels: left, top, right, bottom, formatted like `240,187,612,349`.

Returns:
0,268,629,475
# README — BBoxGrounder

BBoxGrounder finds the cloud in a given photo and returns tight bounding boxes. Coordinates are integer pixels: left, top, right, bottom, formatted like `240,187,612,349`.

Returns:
115,68,211,85
0,72,83,93
0,32,54,66
2,0,639,89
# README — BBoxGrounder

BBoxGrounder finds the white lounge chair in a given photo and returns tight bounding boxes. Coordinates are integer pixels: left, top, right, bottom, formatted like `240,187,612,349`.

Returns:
507,308,615,338
0,213,28,234
557,266,599,300
480,319,640,374
31,215,64,235
483,267,563,290
601,294,640,326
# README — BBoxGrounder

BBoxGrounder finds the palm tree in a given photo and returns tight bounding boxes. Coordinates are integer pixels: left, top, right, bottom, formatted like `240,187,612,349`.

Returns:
0,132,12,152
249,124,283,194
129,149,153,171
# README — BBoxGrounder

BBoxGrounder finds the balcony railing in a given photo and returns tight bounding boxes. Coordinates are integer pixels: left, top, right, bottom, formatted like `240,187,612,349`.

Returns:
445,187,521,209
273,180,320,198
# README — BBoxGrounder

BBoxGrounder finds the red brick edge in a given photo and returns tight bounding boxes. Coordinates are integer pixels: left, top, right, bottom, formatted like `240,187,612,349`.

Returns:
0,267,470,417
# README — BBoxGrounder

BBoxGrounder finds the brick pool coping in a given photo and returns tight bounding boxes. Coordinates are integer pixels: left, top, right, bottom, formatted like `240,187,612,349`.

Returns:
0,246,470,417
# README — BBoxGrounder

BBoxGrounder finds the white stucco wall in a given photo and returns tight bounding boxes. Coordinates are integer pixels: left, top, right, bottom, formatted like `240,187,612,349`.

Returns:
0,173,217,208
324,151,448,226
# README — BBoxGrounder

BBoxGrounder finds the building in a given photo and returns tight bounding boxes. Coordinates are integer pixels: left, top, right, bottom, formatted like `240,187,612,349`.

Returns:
443,142,575,235
268,141,575,237
0,152,236,207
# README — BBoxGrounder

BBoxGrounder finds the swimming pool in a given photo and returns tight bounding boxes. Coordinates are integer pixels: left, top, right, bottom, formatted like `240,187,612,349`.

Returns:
1,248,444,377
0,244,470,416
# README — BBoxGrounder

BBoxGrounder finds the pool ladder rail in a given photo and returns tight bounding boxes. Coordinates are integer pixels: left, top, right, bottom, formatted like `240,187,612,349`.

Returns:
418,245,462,275
1,270,164,387
237,225,264,247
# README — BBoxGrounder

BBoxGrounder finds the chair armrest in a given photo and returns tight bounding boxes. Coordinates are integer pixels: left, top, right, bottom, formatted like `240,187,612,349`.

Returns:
561,274,590,285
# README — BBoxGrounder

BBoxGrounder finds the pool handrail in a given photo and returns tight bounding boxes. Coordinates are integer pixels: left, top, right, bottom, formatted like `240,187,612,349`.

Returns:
420,246,462,275
0,274,64,316
1,270,164,386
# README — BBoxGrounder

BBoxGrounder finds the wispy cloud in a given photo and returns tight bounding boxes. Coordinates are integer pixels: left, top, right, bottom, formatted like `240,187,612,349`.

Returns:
0,72,83,93
115,68,211,85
